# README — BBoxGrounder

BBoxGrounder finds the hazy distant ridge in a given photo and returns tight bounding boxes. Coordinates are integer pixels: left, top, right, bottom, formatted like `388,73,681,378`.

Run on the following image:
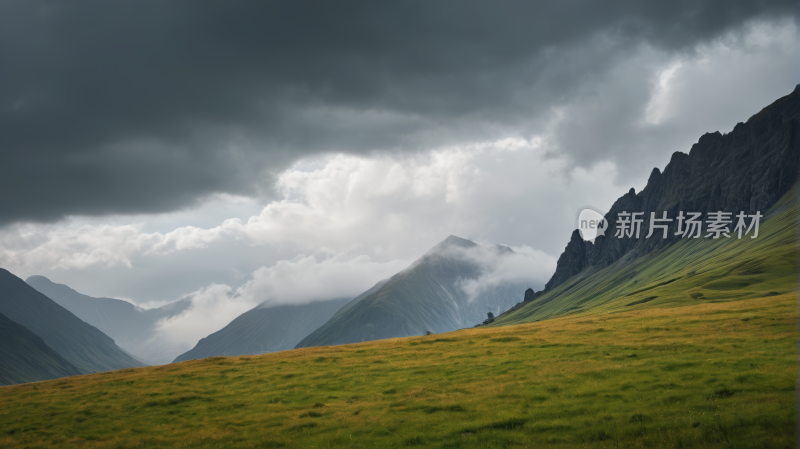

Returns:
0,269,144,374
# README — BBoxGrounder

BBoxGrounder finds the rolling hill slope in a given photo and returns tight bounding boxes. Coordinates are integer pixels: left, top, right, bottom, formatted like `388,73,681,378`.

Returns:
0,269,144,374
0,311,82,386
0,290,793,448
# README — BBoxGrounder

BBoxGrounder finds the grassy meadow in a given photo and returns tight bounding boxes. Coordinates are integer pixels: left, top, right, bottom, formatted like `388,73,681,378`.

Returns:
0,290,795,448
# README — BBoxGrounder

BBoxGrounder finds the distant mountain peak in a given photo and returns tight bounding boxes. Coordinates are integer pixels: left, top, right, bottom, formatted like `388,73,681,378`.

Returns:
26,275,79,294
493,244,515,255
441,235,478,247
25,275,51,283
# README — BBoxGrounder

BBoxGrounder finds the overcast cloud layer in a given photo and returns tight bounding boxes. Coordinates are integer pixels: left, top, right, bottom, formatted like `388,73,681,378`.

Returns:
1,0,797,224
1,2,797,352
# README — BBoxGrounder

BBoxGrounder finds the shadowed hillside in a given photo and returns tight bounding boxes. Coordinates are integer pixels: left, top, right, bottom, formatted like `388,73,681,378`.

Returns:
173,297,351,362
0,269,144,374
0,311,82,386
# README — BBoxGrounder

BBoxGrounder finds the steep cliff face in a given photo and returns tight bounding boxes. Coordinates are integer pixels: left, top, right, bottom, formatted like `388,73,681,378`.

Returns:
535,86,800,300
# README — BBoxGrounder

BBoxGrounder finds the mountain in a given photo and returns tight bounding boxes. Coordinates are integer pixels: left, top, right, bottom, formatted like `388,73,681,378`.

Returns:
542,86,797,297
495,181,797,326
496,86,799,323
0,268,144,374
0,311,82,386
295,236,529,348
173,297,352,363
26,276,191,365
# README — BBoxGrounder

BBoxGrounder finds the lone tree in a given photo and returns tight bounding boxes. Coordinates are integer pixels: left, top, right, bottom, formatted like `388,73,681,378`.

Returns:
487,312,494,320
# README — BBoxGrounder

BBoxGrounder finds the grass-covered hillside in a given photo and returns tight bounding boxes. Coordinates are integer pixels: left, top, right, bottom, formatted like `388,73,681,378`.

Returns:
0,289,794,448
494,184,797,327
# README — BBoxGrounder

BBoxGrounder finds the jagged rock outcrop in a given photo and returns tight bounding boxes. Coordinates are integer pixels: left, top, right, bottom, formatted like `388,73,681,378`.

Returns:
531,85,800,301
523,288,535,302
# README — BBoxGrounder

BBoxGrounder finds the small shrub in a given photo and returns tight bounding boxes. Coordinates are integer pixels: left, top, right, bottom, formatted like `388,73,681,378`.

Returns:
423,405,465,413
290,422,318,431
491,337,521,343
489,418,526,430
709,389,735,399
403,436,424,446
588,430,611,441
626,296,658,306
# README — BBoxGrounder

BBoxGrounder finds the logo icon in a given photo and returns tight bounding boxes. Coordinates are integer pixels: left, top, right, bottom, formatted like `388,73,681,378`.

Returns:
575,206,608,242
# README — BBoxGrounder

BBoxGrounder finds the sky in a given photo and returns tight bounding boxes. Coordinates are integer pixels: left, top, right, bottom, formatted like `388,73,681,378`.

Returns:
1,1,798,347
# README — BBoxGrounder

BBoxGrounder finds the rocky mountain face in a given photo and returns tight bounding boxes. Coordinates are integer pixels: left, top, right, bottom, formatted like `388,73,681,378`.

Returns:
296,236,528,348
530,85,800,303
26,276,192,365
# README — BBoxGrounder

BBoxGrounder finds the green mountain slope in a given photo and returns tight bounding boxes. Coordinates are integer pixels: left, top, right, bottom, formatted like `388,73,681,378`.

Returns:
296,236,529,348
527,86,797,300
173,297,352,362
495,86,799,327
494,183,797,326
0,311,82,386
0,269,144,374
26,276,191,364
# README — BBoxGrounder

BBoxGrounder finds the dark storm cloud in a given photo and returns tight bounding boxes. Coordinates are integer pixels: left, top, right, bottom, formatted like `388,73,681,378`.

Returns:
0,0,795,224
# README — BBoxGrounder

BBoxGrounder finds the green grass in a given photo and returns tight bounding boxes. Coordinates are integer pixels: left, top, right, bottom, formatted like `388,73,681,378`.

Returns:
0,190,795,448
0,291,794,448
494,184,798,327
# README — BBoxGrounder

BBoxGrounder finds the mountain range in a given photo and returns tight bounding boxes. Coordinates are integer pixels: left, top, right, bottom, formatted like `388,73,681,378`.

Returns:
174,236,530,360
296,236,526,348
0,268,143,384
172,297,352,362
26,276,192,365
